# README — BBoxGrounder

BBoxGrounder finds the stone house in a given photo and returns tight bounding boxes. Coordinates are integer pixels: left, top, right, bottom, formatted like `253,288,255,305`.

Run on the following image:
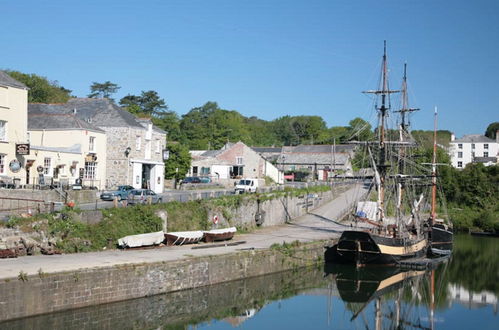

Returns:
253,144,354,180
28,98,167,193
0,71,29,186
189,141,282,183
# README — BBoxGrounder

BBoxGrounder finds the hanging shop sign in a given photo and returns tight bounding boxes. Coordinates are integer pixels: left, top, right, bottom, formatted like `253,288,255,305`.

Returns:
15,144,30,156
9,159,21,173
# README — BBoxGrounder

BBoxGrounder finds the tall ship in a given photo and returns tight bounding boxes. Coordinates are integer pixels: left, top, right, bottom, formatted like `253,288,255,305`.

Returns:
326,41,452,265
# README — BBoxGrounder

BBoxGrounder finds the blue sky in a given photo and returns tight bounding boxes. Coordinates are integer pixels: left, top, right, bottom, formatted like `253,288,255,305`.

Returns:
2,0,498,136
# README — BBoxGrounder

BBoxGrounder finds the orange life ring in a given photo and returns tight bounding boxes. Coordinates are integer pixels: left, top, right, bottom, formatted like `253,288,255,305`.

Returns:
212,215,219,224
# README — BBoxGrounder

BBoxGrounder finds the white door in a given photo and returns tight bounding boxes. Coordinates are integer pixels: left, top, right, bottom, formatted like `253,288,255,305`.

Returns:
150,164,164,193
132,162,142,189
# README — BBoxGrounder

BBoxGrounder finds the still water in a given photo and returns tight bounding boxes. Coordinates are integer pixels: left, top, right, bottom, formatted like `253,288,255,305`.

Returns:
2,234,497,329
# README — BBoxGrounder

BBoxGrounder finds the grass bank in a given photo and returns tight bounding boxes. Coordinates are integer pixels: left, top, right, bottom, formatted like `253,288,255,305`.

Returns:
2,185,334,253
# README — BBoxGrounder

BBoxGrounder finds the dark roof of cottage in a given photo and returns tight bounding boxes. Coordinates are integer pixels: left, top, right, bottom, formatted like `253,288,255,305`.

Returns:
281,152,348,165
252,147,282,153
453,135,495,143
28,98,158,130
284,144,355,153
66,98,143,128
0,71,27,89
28,113,104,132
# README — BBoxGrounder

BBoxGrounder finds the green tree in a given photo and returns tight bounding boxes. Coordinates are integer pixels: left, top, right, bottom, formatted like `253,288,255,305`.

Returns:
348,117,373,141
5,70,72,103
88,81,120,100
164,143,192,180
120,90,168,117
485,122,499,140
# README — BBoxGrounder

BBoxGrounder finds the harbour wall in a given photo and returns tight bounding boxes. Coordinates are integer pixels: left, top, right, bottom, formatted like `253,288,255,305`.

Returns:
0,241,326,322
0,265,335,329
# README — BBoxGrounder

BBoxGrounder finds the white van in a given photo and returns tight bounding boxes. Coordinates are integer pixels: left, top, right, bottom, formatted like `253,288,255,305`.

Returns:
234,178,259,194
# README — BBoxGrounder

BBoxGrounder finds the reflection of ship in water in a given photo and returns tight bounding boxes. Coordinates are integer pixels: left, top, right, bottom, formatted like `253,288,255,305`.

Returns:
326,263,425,305
325,263,430,329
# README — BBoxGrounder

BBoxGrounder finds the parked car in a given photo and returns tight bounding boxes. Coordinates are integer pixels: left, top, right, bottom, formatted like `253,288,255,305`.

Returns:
127,189,163,205
100,185,135,201
234,178,259,194
199,176,211,183
180,176,202,185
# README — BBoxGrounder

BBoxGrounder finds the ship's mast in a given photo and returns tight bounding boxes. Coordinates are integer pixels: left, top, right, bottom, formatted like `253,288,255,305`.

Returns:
363,41,399,221
395,64,419,219
430,107,438,224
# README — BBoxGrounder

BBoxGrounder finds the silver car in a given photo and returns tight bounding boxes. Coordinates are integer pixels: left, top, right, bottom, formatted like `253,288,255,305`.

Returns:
127,189,163,205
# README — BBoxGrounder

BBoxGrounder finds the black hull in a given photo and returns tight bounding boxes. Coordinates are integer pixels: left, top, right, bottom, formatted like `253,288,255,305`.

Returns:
430,224,453,253
326,230,427,266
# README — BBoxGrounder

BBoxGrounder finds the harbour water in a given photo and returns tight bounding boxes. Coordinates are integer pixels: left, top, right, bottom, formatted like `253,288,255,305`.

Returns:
1,234,497,329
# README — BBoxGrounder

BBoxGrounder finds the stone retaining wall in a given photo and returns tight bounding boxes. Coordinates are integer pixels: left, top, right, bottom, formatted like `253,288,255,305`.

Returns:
0,242,325,322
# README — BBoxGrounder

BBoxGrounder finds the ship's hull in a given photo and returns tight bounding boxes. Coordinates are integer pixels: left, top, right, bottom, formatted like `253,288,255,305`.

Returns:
326,230,427,266
429,224,453,256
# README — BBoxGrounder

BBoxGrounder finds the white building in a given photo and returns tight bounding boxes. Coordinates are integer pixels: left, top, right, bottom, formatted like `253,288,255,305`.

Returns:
449,134,498,169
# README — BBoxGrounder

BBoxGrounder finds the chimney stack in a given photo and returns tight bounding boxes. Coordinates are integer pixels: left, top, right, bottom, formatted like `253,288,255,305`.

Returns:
451,133,455,142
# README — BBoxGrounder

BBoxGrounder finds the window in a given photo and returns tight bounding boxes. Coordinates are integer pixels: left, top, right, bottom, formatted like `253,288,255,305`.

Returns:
484,144,489,149
457,161,463,168
484,152,489,157
458,143,463,149
472,152,475,158
201,167,210,175
471,143,475,149
44,158,52,175
156,140,161,153
136,136,141,150
0,154,4,174
0,86,8,108
0,120,7,141
457,152,463,158
84,161,97,179
89,136,96,152
236,157,243,165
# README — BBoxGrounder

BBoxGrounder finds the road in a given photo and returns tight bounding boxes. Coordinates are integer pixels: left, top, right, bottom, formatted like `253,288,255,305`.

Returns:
0,183,368,280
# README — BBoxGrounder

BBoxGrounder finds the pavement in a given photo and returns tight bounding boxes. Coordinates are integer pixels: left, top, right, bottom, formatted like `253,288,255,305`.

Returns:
0,184,368,280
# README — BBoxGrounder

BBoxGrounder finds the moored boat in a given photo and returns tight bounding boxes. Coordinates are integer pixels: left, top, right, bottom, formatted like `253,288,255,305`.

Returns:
325,42,429,265
165,231,204,246
203,227,237,243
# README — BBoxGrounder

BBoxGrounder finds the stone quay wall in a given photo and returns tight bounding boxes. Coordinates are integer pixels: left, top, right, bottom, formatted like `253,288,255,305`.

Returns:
0,242,325,322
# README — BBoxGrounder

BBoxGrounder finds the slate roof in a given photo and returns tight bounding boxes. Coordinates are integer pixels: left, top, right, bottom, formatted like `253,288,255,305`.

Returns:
28,98,164,131
284,144,355,153
280,153,349,165
452,134,495,143
0,71,27,89
28,113,104,132
252,147,282,153
66,98,143,128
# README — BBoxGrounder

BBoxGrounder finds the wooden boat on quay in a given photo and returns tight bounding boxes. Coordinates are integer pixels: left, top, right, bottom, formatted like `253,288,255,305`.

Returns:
203,227,237,243
165,231,204,246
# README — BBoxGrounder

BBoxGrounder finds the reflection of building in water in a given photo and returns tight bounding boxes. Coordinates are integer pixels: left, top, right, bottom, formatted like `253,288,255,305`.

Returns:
448,284,498,314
